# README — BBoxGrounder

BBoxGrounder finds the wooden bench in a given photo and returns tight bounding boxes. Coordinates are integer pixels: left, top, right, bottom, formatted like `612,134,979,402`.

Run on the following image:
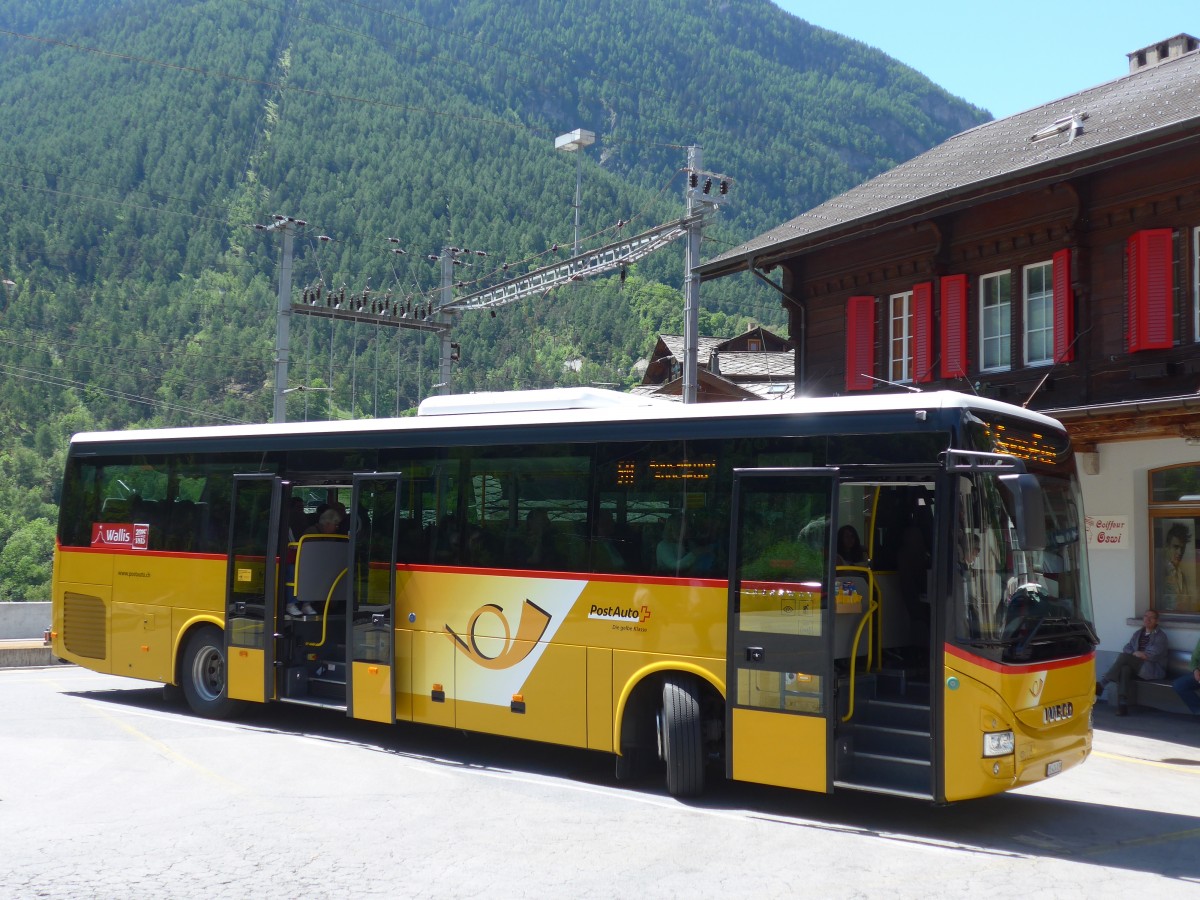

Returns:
1110,649,1194,714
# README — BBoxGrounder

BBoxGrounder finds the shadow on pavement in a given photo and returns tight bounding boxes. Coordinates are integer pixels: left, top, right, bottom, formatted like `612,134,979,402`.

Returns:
74,684,1200,884
1092,700,1200,754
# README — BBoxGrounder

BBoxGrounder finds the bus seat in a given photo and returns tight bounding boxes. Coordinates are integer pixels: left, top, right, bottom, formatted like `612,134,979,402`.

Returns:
294,534,349,612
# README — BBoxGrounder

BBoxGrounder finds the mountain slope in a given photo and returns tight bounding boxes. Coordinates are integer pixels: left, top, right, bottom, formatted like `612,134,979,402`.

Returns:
0,0,987,598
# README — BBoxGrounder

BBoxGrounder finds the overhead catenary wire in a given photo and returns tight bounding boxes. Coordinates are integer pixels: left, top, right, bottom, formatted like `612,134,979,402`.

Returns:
0,361,248,425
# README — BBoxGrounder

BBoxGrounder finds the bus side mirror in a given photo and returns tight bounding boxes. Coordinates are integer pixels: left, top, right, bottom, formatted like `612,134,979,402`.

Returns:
1000,473,1046,550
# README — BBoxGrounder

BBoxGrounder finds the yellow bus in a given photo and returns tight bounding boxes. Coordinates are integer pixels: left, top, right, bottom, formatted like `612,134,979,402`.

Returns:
51,388,1096,802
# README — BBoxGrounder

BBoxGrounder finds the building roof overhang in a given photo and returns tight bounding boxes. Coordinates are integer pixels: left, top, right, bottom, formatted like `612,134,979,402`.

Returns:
1045,393,1200,449
698,50,1200,281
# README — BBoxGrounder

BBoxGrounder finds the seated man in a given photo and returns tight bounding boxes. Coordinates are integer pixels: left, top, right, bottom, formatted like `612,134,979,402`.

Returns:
1096,609,1168,716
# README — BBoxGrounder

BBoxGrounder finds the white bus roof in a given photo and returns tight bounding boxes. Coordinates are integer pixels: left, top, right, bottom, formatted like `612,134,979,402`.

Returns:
69,389,1067,447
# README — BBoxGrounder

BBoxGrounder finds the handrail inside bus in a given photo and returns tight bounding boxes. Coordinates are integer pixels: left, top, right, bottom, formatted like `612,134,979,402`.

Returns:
306,569,347,649
841,598,879,724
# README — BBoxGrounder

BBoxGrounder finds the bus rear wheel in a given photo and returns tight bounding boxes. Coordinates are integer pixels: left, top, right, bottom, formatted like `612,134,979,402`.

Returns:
180,626,246,719
659,675,704,798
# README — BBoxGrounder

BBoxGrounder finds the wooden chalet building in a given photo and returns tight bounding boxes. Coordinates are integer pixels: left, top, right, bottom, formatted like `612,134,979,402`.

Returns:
698,35,1200,667
635,326,795,401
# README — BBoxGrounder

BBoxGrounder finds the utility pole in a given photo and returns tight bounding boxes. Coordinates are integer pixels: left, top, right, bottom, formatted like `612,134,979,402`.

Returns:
683,146,703,404
436,250,457,396
681,148,732,404
256,214,306,424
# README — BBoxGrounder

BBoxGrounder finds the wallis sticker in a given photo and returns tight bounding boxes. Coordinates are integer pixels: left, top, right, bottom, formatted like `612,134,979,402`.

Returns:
91,522,150,550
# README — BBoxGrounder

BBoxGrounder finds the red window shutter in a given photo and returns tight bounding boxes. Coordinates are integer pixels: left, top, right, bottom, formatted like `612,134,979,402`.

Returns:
1126,229,1174,352
913,281,934,383
1052,248,1075,362
939,274,968,379
845,296,876,392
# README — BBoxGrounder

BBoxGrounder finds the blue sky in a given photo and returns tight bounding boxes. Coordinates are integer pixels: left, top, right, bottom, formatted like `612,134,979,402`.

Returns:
773,1,1196,119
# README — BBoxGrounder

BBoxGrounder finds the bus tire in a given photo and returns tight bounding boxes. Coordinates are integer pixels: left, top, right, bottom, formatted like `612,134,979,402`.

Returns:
180,626,246,719
660,675,704,798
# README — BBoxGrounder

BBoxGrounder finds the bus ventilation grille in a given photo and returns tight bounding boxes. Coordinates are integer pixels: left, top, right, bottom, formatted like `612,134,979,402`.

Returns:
64,592,107,660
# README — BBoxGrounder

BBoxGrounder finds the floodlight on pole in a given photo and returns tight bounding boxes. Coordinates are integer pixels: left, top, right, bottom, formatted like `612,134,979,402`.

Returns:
555,128,595,257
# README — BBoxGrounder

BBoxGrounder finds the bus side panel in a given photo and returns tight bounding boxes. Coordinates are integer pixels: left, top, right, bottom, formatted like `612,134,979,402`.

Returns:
227,646,265,702
587,647,614,752
455,642,587,746
111,602,172,682
943,649,1094,802
53,582,113,672
112,553,225,613
393,628,413,721
56,547,114,589
411,629,456,728
730,708,827,792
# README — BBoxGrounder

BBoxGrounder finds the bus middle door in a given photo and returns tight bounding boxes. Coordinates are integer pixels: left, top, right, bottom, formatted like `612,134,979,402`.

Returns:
225,474,286,704
347,474,403,724
727,468,837,794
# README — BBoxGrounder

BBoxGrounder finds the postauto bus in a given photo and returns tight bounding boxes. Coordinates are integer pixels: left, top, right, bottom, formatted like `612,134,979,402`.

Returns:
51,388,1097,802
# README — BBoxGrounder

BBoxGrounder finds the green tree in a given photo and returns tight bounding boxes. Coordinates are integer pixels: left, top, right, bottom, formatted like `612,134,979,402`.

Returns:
0,519,56,601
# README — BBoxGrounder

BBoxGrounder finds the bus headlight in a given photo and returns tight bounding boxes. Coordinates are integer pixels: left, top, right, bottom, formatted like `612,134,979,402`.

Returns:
983,730,1015,757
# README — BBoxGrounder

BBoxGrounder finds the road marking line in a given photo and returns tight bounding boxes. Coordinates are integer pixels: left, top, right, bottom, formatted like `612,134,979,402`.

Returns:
1092,749,1200,774
1079,825,1200,857
92,704,247,791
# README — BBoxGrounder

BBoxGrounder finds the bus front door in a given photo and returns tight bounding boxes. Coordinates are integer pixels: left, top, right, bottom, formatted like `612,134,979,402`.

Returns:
347,474,402,724
225,475,286,704
727,468,837,793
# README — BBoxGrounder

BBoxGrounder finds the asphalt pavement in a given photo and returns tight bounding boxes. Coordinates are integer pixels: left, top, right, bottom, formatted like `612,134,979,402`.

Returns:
3,663,1199,899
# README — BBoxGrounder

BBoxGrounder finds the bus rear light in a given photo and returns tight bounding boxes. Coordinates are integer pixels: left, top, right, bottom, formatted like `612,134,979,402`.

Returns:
983,731,1014,757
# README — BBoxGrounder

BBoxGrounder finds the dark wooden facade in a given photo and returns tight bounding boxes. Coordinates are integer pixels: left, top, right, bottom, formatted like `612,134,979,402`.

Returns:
698,37,1200,644
700,37,1200,447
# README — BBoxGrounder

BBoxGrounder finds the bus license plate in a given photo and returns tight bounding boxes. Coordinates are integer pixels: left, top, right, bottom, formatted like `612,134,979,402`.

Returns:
1046,760,1063,777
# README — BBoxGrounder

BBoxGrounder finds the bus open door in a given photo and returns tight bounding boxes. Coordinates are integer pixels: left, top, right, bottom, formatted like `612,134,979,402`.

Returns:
726,468,838,794
347,474,403,724
225,475,286,705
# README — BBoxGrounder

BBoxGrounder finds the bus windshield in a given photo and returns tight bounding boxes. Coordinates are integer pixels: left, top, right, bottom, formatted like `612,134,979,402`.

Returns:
954,470,1096,663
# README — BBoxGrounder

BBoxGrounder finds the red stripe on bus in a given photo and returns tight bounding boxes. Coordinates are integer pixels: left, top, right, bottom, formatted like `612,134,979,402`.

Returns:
398,562,726,588
57,544,227,561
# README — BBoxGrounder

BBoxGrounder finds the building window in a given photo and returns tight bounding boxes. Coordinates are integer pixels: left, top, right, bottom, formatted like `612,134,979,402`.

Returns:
979,270,1011,372
1149,464,1200,615
889,291,913,382
1024,261,1054,366
747,339,762,352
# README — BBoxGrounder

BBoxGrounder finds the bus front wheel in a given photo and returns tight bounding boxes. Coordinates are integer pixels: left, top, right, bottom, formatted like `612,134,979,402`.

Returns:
659,675,704,797
180,626,246,719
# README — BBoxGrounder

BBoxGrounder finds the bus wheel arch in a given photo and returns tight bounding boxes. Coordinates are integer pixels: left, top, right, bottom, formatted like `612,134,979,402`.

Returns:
614,667,724,795
178,624,246,719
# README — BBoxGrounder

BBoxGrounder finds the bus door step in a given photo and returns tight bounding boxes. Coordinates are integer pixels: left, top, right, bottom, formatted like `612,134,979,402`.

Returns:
308,661,347,700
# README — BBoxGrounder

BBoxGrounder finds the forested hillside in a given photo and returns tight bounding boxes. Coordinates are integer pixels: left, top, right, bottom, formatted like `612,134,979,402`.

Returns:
0,0,988,599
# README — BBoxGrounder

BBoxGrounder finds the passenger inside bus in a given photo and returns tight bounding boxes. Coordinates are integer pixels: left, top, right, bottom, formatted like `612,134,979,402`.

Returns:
305,507,343,536
836,525,865,566
517,509,556,568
